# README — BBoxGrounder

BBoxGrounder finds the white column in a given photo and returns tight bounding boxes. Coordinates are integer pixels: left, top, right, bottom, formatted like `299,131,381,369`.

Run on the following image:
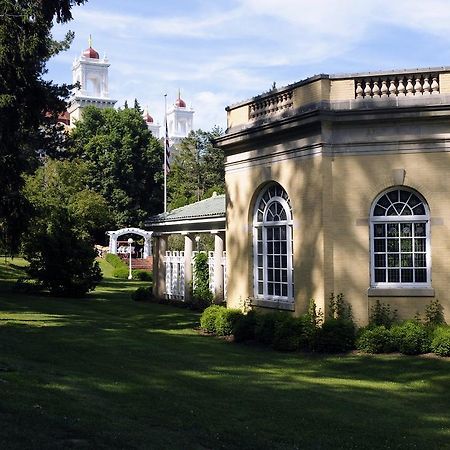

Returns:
153,235,167,299
212,231,225,303
183,233,194,301
109,234,118,254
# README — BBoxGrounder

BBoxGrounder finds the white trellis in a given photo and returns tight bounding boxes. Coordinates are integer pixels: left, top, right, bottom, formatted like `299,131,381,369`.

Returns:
165,251,185,300
165,249,227,301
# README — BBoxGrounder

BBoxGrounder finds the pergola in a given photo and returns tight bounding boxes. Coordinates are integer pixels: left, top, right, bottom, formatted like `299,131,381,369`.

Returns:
145,193,226,302
106,227,153,258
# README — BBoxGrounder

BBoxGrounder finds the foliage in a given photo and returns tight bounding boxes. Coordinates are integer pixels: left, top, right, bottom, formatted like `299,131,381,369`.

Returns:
0,0,86,252
306,298,323,328
369,300,398,328
272,315,303,352
316,319,356,354
70,106,163,227
254,312,281,345
214,308,243,336
192,252,213,310
328,292,352,320
233,311,257,343
132,270,152,282
424,299,446,326
131,286,155,302
105,253,124,268
390,321,431,355
167,128,224,209
430,325,450,357
199,305,224,333
356,326,395,354
22,159,105,296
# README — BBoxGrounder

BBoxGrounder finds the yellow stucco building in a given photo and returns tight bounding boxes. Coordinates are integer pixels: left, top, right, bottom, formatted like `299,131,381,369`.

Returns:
216,67,450,325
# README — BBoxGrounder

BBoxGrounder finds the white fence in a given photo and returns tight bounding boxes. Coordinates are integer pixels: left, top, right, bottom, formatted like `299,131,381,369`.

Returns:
165,251,185,300
164,250,227,301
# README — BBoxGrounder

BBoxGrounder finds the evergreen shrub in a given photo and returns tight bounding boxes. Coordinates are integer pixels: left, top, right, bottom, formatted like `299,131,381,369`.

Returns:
390,321,430,355
316,319,356,353
131,286,154,302
254,313,282,345
233,311,257,343
215,308,243,336
369,300,398,328
200,305,223,333
430,325,450,357
272,315,303,351
356,325,394,354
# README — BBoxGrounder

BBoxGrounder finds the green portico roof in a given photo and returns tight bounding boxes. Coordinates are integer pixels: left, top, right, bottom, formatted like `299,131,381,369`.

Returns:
146,194,225,226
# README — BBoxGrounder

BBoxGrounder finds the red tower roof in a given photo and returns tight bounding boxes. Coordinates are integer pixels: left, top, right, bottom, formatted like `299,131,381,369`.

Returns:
144,113,154,123
175,91,186,108
83,46,99,59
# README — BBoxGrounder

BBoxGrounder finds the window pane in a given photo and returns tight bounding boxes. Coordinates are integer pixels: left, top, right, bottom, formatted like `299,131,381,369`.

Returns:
378,195,390,208
401,239,412,252
258,282,263,294
374,239,386,252
268,284,273,295
400,224,412,237
281,271,287,282
274,284,281,296
257,228,262,240
414,223,425,237
388,254,399,267
258,269,263,280
387,239,399,252
413,204,425,215
274,227,280,240
414,254,426,267
415,269,427,282
387,191,398,203
282,285,287,297
375,269,386,282
374,254,385,267
374,205,385,216
388,269,400,282
401,254,412,267
401,269,413,282
257,242,263,253
415,239,426,252
387,224,399,237
374,224,385,237
267,228,273,239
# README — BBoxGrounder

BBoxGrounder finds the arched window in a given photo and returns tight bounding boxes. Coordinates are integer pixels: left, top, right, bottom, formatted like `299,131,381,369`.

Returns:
253,183,293,302
370,187,430,287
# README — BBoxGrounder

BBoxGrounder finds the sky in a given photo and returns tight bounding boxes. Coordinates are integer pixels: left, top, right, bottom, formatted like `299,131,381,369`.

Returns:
46,0,450,131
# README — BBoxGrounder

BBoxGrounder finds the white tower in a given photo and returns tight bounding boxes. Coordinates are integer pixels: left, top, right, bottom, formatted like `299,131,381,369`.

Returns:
166,90,194,145
68,38,117,125
143,107,161,138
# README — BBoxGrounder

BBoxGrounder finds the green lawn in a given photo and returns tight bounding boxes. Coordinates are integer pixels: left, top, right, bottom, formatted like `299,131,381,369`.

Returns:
0,258,449,449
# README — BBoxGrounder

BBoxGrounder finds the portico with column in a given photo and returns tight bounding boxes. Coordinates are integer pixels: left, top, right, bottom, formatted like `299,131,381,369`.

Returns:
145,193,226,302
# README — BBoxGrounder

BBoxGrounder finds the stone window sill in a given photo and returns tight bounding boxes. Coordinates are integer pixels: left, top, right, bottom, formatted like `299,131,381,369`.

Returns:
367,287,435,297
252,298,295,311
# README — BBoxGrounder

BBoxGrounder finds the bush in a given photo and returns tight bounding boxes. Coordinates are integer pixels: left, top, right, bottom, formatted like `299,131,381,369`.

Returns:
369,300,398,328
132,270,152,282
328,292,352,321
14,277,44,294
131,286,154,302
425,299,446,326
297,314,320,352
113,267,130,279
200,305,224,333
254,313,281,345
215,308,243,336
192,253,213,310
430,326,450,357
390,321,430,355
316,319,356,353
233,311,257,343
272,315,303,351
356,325,395,354
105,253,125,268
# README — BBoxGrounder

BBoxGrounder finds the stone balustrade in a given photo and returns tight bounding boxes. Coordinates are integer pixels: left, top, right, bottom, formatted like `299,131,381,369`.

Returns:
355,74,440,99
249,89,294,120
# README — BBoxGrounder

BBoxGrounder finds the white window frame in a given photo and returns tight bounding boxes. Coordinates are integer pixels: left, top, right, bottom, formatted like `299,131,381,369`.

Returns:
253,184,294,304
370,187,431,289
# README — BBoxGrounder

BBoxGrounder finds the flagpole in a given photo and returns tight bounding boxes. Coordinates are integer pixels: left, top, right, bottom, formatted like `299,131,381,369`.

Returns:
164,94,168,213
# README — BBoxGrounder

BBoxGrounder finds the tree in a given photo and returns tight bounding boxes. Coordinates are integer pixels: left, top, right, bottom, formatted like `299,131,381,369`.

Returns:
22,159,108,296
168,127,224,209
133,98,142,114
0,0,86,253
70,106,163,226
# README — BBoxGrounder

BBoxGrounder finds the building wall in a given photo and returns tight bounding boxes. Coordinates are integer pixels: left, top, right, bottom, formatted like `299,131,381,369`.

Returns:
224,119,450,325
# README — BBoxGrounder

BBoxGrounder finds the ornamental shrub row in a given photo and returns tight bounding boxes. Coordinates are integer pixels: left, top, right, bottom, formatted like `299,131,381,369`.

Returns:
356,321,450,356
199,300,356,354
105,253,152,281
200,298,450,357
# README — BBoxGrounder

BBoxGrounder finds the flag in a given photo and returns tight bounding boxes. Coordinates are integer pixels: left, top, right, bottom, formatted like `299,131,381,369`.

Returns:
164,119,170,174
